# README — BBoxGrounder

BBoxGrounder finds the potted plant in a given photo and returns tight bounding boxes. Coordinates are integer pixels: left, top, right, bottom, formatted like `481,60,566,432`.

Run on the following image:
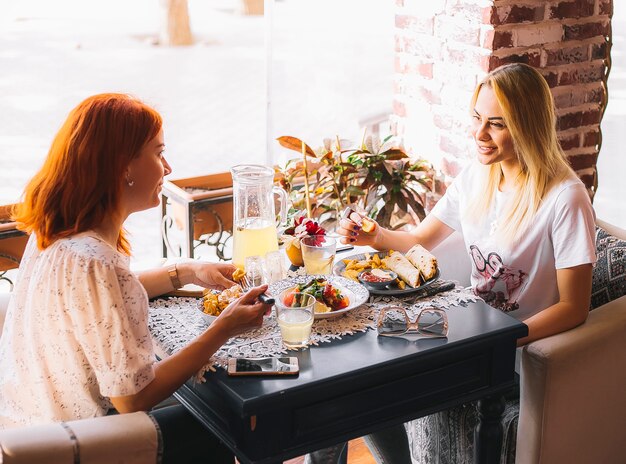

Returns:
276,134,434,231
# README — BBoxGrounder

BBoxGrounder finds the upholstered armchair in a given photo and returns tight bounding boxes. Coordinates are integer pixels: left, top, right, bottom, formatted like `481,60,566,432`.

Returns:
0,293,161,464
430,219,626,464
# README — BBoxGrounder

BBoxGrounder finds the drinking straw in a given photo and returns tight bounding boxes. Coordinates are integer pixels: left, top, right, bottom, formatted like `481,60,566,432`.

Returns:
302,140,312,219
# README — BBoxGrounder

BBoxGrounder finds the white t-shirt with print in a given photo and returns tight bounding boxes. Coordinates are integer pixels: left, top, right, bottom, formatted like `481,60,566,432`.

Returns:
0,233,155,429
431,163,596,320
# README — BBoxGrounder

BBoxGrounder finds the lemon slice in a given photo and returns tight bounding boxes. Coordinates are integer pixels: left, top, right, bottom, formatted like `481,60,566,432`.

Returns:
314,301,332,314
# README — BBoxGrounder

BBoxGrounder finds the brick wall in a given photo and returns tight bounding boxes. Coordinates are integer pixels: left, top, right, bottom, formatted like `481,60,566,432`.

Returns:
392,0,613,196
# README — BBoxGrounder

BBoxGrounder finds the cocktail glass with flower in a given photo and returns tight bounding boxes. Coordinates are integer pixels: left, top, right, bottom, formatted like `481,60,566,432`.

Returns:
301,235,337,275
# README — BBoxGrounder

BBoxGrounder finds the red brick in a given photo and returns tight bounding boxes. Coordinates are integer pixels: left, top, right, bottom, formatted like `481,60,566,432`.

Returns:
558,65,605,85
552,90,573,108
545,45,589,65
583,131,600,147
567,153,597,172
493,30,514,48
493,5,544,25
563,22,610,41
557,110,601,130
557,111,583,130
564,85,606,107
482,6,497,25
393,99,407,118
582,109,601,125
395,15,435,34
488,51,542,69
540,69,559,87
558,133,580,150
549,1,595,20
585,85,606,105
591,41,609,60
578,172,596,193
599,0,613,16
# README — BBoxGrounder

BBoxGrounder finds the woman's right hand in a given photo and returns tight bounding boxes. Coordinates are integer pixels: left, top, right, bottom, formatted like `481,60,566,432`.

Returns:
212,285,271,338
336,210,382,248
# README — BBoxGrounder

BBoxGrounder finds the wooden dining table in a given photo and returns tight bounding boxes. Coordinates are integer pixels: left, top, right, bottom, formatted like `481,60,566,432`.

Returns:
151,291,527,464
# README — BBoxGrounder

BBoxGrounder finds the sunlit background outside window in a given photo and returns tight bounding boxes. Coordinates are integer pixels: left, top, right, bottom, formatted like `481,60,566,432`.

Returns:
0,0,623,269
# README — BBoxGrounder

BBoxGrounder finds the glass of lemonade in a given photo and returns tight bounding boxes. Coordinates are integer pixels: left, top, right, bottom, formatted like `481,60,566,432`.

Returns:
275,290,316,349
301,235,337,275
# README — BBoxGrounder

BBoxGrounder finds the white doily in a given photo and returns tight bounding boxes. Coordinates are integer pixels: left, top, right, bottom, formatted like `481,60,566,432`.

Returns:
148,283,478,381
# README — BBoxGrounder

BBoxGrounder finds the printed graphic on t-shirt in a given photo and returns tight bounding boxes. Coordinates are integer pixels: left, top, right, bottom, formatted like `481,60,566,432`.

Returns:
469,244,528,312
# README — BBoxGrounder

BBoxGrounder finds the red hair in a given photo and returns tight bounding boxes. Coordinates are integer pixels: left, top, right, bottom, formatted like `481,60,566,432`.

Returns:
14,93,163,254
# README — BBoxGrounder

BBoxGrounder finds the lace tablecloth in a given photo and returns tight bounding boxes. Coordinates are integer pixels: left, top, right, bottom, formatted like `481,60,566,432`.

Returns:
148,280,479,379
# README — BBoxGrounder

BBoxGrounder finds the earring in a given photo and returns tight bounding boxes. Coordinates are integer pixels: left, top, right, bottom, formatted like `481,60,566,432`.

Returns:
126,176,135,187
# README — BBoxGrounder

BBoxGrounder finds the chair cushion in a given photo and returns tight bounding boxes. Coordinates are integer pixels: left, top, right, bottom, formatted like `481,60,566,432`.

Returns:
591,227,626,310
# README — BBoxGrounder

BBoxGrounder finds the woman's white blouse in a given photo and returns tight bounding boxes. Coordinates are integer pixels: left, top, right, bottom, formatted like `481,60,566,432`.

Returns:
0,233,155,429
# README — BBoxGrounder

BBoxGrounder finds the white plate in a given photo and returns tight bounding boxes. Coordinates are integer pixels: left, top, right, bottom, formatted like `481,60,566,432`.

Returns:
333,251,441,296
268,275,370,319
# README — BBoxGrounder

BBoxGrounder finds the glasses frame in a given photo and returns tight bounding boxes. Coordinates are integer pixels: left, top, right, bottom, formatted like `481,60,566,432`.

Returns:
377,305,449,338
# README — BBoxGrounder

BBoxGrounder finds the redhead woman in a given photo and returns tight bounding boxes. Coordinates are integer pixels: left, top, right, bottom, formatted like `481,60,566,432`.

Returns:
0,94,271,463
313,63,596,462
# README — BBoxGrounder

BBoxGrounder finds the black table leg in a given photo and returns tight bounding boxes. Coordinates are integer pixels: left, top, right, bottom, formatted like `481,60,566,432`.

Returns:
474,394,505,464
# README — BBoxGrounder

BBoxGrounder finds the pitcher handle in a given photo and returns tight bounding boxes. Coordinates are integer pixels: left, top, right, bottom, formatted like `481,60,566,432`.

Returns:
273,186,289,228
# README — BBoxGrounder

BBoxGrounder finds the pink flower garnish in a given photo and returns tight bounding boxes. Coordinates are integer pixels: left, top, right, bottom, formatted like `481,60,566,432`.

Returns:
284,211,326,239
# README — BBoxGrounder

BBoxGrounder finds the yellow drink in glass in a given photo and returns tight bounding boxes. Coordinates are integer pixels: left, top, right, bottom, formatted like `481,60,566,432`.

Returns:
277,309,314,347
232,218,279,268
301,235,337,276
302,254,334,275
275,290,315,349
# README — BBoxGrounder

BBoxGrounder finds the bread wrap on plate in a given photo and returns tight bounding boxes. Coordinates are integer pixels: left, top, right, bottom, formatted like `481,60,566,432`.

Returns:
383,252,421,287
405,244,438,280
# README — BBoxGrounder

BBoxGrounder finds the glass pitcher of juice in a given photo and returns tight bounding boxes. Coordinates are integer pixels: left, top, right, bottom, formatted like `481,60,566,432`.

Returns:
231,164,288,269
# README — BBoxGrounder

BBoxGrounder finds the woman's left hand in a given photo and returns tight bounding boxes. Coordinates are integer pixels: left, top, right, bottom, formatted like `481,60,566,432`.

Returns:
182,262,237,290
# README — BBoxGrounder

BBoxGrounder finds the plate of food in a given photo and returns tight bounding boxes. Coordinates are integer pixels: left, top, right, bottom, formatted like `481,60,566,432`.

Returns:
198,284,245,323
268,275,370,319
333,245,440,296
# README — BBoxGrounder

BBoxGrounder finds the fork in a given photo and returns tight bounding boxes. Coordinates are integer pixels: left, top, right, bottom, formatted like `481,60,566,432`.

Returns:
239,273,275,305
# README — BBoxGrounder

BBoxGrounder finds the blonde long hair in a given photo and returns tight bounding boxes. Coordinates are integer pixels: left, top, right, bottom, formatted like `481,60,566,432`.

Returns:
465,63,574,245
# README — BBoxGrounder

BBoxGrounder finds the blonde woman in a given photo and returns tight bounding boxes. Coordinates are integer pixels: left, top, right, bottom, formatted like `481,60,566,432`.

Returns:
327,63,596,463
341,62,595,345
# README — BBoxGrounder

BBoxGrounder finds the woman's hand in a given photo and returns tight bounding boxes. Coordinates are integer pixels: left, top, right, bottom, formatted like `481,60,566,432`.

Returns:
180,261,237,290
336,210,382,248
212,285,271,338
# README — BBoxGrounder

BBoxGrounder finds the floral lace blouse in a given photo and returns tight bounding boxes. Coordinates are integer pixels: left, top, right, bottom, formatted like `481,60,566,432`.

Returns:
0,233,155,429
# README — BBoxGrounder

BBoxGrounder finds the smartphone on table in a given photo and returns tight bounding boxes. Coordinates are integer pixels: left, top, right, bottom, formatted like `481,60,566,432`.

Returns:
227,357,300,376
